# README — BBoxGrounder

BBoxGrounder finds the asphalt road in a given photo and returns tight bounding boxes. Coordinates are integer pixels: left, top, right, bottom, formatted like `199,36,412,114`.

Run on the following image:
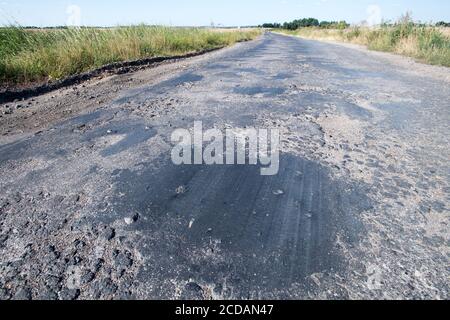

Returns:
0,32,449,300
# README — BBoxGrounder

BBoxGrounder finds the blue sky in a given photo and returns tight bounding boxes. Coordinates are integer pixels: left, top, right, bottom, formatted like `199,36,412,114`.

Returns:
1,0,449,27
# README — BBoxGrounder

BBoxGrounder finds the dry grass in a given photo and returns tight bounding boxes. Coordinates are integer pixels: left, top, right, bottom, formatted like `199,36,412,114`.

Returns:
439,27,450,37
278,25,450,67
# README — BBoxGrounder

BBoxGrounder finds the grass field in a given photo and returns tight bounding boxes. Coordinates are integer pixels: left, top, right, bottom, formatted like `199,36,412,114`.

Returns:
278,25,450,67
0,26,261,85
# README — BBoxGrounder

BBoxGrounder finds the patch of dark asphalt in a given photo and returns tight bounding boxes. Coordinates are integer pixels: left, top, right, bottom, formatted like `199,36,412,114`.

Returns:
272,73,294,80
235,67,267,76
0,109,106,162
213,71,240,79
233,86,286,97
97,153,371,299
0,131,68,163
206,63,230,70
0,106,157,165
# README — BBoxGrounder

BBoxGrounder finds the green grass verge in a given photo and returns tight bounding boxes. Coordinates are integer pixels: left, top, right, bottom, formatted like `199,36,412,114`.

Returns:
277,25,450,67
0,25,261,84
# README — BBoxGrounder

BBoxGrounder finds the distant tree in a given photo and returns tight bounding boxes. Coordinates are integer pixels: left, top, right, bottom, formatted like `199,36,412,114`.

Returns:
436,21,450,27
261,17,348,30
261,23,282,28
336,21,349,29
319,21,335,28
318,20,348,29
282,22,292,30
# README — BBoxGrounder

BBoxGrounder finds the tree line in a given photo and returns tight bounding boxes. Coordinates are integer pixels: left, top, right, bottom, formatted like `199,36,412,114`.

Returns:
260,18,349,30
260,18,450,30
436,21,450,27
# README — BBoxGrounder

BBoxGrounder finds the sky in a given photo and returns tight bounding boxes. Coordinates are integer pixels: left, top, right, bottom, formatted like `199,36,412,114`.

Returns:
0,0,449,27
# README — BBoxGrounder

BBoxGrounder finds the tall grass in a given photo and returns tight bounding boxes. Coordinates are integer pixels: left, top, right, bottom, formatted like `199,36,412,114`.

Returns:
0,25,260,84
278,24,450,67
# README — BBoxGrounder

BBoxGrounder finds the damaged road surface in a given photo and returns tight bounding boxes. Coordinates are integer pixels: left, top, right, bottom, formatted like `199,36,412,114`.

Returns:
0,33,449,300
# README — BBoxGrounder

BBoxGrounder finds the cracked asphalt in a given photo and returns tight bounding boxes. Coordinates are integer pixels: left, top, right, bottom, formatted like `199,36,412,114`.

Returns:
0,32,449,300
